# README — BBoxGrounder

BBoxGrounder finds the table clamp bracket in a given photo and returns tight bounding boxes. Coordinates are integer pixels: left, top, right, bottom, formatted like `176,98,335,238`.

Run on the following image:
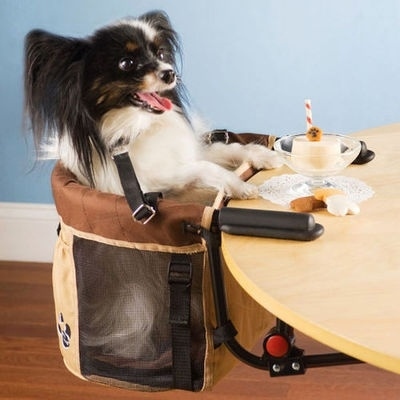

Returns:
203,211,363,378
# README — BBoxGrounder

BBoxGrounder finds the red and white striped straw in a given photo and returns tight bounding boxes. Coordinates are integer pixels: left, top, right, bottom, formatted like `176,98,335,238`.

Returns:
305,99,312,130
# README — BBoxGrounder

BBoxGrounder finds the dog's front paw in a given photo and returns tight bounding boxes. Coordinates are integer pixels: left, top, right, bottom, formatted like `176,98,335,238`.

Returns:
226,181,259,199
247,145,283,170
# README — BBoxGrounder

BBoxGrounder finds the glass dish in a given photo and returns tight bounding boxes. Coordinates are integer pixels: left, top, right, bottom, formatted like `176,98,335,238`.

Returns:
273,133,361,194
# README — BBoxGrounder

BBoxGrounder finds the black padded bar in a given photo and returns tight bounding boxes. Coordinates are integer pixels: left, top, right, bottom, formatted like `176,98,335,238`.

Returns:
218,208,324,241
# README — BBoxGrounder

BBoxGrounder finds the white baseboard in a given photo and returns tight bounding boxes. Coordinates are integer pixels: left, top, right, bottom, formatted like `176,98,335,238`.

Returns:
0,202,59,263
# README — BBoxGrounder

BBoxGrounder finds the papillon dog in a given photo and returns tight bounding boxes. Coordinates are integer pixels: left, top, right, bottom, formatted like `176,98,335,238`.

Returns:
24,10,280,202
24,11,280,366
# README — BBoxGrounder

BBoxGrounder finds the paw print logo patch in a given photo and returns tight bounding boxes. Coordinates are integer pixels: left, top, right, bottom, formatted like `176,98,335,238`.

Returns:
57,313,71,349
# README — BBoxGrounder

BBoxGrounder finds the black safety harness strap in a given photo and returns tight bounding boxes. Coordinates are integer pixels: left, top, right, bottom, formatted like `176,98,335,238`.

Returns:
168,254,193,390
112,150,160,224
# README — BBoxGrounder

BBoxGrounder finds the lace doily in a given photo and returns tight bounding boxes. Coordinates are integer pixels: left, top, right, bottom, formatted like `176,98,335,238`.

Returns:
258,174,374,207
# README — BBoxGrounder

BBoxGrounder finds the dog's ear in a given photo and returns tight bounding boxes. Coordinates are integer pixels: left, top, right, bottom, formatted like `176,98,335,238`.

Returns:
139,11,180,55
24,29,89,139
139,10,173,32
24,30,105,187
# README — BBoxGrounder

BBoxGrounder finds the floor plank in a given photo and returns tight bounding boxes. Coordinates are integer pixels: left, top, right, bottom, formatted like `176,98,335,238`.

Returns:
1,261,400,399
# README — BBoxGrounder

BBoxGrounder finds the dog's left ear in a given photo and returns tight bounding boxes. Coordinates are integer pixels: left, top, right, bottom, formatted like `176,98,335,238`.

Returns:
139,10,173,32
139,10,180,57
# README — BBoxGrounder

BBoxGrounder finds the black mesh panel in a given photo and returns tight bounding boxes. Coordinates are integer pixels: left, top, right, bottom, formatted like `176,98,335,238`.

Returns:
73,236,206,391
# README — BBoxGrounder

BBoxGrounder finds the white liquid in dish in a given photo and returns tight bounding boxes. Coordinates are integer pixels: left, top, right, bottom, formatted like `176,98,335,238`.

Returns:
291,136,341,170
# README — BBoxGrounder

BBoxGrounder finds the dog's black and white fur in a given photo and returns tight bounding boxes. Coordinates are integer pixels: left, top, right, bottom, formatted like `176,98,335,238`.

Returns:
24,10,280,201
24,11,281,362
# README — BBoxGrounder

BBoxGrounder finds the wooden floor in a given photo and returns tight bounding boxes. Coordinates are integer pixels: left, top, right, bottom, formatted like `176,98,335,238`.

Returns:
1,261,400,400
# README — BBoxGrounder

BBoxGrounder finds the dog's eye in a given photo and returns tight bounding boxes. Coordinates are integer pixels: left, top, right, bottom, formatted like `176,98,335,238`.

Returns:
156,48,166,61
118,57,135,71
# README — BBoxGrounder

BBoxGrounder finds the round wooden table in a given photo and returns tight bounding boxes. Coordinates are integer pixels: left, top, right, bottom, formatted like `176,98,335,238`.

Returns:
221,123,400,374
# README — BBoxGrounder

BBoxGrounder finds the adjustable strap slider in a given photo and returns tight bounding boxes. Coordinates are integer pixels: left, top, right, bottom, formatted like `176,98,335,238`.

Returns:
168,255,193,286
110,144,129,159
132,203,156,224
205,129,230,145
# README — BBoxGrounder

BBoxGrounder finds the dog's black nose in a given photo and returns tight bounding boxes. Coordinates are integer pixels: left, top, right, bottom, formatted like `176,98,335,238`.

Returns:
159,69,176,84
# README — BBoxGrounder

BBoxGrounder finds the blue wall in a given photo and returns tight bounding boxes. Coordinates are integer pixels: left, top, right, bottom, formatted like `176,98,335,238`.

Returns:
1,0,399,204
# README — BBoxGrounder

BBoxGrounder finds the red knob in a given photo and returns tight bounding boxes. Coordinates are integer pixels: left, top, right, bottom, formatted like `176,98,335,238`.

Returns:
264,335,289,358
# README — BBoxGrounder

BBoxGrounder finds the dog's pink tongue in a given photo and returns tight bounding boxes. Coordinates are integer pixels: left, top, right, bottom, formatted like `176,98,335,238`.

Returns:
137,92,173,111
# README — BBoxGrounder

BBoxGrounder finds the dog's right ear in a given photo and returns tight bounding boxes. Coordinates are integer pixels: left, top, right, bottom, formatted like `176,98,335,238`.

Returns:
25,30,87,88
24,29,89,140
24,29,89,97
